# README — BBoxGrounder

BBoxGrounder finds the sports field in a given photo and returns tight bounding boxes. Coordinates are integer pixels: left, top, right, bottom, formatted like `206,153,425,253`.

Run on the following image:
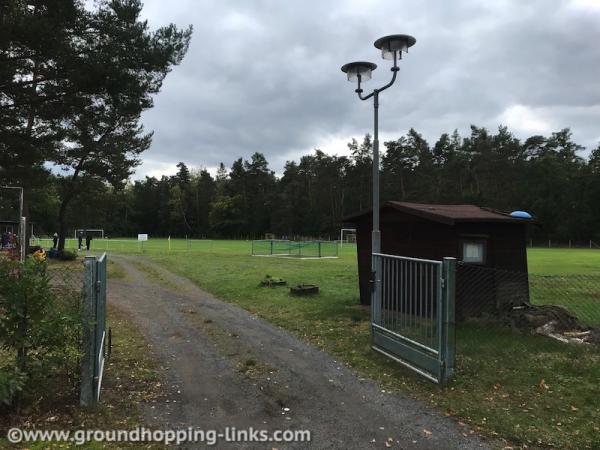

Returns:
33,237,600,325
33,236,600,271
32,237,600,326
34,237,600,447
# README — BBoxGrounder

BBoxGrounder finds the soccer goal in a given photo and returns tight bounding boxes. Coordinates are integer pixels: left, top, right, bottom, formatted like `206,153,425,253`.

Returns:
74,229,105,239
339,228,357,248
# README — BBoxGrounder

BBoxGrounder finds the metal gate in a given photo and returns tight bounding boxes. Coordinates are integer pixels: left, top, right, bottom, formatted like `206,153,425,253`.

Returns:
371,253,456,384
80,253,108,406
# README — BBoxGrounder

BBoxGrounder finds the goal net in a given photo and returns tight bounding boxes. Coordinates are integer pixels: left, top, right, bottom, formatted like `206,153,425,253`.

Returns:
339,228,356,246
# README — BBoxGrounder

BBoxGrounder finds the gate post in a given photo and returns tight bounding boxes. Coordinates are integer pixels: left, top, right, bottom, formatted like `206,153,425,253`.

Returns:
80,256,97,407
371,254,382,325
441,257,456,383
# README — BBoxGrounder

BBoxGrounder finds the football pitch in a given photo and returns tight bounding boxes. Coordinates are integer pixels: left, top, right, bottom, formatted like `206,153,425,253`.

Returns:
33,236,600,274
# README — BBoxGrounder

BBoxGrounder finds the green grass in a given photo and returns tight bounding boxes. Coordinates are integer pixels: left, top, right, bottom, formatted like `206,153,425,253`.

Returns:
119,239,599,449
527,248,600,327
528,248,600,275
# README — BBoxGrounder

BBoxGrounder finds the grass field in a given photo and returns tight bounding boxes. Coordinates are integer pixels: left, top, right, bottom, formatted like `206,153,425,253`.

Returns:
527,248,600,275
32,237,600,271
31,238,600,448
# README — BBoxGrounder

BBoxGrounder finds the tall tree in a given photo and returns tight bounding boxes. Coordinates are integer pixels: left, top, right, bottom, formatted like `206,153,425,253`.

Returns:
0,0,83,232
52,0,191,249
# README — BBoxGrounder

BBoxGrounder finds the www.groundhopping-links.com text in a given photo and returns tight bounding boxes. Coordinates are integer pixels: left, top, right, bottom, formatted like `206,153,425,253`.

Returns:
6,426,312,446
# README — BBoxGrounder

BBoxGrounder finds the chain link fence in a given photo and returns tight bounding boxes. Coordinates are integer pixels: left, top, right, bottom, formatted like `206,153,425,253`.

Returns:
452,262,600,447
456,262,600,338
46,260,85,299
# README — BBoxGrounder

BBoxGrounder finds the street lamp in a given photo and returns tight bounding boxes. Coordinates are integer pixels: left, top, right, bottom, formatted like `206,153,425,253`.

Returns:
341,33,415,313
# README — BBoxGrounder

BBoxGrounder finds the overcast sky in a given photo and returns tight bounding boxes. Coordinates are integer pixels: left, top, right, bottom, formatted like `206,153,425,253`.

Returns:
134,0,600,179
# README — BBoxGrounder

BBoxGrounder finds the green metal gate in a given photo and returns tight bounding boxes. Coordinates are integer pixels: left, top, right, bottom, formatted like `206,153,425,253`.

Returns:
80,253,108,406
371,253,456,384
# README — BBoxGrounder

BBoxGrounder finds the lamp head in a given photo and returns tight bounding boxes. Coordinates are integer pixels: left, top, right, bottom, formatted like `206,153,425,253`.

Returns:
374,34,416,60
340,61,377,82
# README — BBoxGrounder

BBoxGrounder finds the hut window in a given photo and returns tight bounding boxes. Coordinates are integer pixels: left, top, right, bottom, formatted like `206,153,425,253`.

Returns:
462,240,486,264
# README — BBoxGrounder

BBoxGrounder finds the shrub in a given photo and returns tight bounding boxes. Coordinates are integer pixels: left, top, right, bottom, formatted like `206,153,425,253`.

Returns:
0,257,81,409
0,368,26,406
58,249,77,261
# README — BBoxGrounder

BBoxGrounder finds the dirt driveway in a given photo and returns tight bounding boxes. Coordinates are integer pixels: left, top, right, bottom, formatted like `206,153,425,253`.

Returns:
108,254,490,449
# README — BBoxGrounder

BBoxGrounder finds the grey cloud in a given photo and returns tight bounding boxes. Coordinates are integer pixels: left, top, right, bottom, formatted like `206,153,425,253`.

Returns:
136,0,600,178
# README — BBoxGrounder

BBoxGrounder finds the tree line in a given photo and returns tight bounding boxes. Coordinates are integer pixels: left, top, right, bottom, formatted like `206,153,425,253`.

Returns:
26,126,600,243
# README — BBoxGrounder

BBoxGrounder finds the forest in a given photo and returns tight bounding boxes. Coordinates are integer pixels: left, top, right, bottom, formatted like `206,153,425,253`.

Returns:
23,126,600,243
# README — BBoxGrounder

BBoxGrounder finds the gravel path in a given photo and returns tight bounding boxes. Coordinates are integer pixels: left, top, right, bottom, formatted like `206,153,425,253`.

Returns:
108,254,491,450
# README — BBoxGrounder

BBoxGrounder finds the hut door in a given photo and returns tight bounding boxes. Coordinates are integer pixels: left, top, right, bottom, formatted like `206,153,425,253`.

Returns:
371,253,456,384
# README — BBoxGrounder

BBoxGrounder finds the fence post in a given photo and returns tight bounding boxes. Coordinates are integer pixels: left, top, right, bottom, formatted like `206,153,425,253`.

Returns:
441,257,456,383
318,241,322,258
80,256,97,407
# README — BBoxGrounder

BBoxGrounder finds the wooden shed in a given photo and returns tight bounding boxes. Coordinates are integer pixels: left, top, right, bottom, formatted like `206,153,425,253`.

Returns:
345,202,530,318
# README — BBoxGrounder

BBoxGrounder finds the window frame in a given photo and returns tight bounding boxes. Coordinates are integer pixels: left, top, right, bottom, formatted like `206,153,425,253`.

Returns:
459,236,488,265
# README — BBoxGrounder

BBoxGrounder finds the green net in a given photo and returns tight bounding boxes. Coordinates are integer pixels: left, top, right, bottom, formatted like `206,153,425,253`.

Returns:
251,240,338,258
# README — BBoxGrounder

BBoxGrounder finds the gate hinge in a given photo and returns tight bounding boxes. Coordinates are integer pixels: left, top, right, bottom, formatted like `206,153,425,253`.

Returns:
369,271,376,292
441,278,446,289
95,280,102,293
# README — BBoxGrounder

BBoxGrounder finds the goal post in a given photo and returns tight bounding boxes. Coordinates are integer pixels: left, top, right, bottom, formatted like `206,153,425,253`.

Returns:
339,228,357,248
74,229,105,239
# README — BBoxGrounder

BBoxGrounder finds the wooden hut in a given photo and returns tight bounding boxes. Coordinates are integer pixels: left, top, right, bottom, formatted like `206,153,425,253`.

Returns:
345,202,531,319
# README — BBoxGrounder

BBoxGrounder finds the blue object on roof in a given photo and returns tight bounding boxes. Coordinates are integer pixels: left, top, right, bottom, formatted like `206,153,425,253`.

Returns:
510,210,532,219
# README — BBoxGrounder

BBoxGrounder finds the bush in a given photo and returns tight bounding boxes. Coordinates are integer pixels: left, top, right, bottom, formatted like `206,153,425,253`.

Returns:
0,368,26,406
0,257,81,409
58,249,77,261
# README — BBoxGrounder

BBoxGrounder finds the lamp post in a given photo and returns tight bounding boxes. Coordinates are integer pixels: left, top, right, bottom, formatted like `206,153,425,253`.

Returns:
341,34,415,314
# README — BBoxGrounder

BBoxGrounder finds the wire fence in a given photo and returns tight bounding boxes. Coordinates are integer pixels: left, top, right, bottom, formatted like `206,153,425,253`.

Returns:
46,260,85,299
452,262,600,448
456,263,600,332
251,239,339,258
529,239,600,249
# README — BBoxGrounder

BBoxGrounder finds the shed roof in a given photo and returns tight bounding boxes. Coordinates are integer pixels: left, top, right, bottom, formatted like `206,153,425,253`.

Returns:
344,201,529,226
